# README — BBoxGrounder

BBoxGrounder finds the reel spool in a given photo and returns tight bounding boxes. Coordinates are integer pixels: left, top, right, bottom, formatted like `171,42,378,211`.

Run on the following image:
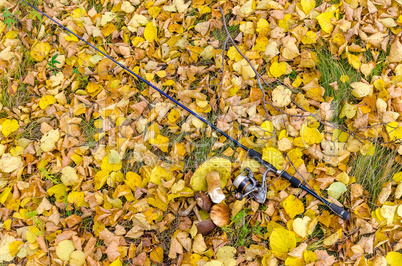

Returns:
232,167,269,204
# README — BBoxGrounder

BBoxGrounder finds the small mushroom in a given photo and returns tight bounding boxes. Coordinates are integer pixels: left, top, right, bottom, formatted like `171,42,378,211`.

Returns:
195,192,212,212
178,200,216,236
190,157,231,204
196,219,215,236
210,203,231,227
194,206,216,236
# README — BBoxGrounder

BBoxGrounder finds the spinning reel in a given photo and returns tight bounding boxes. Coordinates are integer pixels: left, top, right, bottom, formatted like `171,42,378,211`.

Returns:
232,167,271,204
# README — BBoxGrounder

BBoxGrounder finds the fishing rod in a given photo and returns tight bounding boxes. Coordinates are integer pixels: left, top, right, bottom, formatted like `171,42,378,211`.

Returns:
23,1,350,220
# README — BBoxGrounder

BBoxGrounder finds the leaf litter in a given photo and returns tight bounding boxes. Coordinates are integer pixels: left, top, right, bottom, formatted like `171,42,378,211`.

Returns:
0,0,402,265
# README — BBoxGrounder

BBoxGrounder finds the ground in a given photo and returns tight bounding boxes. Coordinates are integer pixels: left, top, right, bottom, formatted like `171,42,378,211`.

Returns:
0,0,402,265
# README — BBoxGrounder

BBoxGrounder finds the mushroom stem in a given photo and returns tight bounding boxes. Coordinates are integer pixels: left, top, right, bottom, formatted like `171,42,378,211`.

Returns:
178,201,197,216
193,206,202,222
206,171,226,204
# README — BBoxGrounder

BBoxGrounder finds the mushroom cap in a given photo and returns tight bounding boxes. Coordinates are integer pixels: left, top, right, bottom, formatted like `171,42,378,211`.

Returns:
210,203,231,227
190,157,231,191
195,192,212,212
196,219,215,236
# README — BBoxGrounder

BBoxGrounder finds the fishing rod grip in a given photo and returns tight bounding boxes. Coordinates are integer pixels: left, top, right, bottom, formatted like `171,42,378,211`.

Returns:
248,149,351,221
247,149,302,188
328,202,351,220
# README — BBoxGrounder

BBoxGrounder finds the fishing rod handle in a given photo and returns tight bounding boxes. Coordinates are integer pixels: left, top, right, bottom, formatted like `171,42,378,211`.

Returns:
248,149,301,187
247,149,351,221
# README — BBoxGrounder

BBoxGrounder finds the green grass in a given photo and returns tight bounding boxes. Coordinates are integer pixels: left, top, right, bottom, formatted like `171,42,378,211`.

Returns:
22,121,42,140
316,48,361,100
363,48,388,82
349,143,402,208
181,127,238,173
81,118,98,148
1,82,32,110
212,24,240,46
316,48,363,123
222,209,266,247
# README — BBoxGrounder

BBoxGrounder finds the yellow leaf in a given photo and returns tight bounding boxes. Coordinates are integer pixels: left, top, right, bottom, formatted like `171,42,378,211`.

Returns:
305,87,324,102
303,250,317,264
261,121,275,136
347,53,361,70
8,240,23,257
262,146,284,170
216,246,237,266
323,229,342,246
47,184,67,202
327,182,347,200
351,82,373,98
125,171,143,190
270,61,287,78
101,153,122,172
386,252,402,266
301,31,317,44
144,22,157,42
94,169,109,190
282,195,304,219
239,21,255,35
386,122,402,141
389,39,402,63
256,18,269,35
150,166,172,185
67,191,85,207
193,234,207,254
393,172,402,182
339,103,356,119
102,23,117,37
149,134,169,152
30,42,51,61
269,227,297,253
40,129,59,152
278,14,292,32
300,124,323,145
340,75,349,83
150,247,164,263
253,36,269,53
272,86,292,107
0,186,12,204
61,166,80,187
121,1,135,13
26,226,40,243
301,0,315,14
86,82,102,97
168,109,181,123
285,257,304,266
71,7,87,18
293,216,311,238
1,119,19,137
316,12,335,34
148,195,168,212
70,250,86,266
56,240,76,261
227,46,243,62
39,95,56,109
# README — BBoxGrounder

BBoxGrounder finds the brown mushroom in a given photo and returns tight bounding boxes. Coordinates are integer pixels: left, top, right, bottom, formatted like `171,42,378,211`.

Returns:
196,219,216,236
195,192,212,212
210,203,231,227
178,200,216,236
194,206,216,236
